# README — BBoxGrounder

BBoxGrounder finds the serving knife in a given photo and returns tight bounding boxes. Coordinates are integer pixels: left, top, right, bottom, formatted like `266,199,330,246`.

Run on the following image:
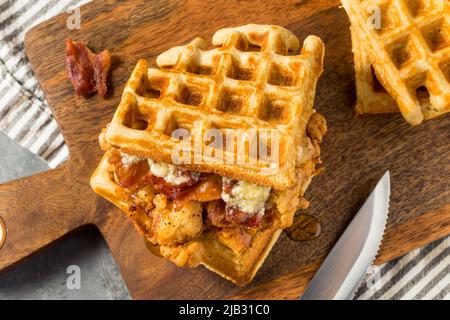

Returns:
300,171,390,300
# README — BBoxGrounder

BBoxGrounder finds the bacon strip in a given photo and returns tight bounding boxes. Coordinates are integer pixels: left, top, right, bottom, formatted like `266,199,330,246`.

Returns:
109,151,149,189
226,207,263,228
205,200,229,228
109,150,221,203
66,39,111,98
205,200,264,229
141,174,197,199
220,178,266,228
110,151,265,228
175,174,222,207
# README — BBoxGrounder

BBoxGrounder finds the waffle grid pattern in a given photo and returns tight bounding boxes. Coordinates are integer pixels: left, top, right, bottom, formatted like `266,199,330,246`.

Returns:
351,26,400,114
342,0,450,125
106,25,324,189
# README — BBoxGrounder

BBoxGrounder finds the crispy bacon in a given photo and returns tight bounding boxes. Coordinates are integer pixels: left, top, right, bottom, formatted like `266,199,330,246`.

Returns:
109,150,149,189
226,207,263,228
141,174,198,199
220,178,265,228
205,200,229,228
144,173,222,206
109,150,268,229
66,39,111,98
205,200,264,229
176,174,222,204
109,150,221,204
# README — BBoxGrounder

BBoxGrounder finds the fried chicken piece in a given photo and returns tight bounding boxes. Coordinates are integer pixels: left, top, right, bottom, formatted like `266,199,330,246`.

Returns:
149,195,203,247
307,112,327,144
215,227,253,254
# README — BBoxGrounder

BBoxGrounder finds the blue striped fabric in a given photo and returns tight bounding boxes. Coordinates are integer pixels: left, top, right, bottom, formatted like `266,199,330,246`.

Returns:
0,0,89,168
0,0,448,300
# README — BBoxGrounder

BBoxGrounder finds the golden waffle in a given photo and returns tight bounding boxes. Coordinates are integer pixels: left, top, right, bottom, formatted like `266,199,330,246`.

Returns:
91,112,326,286
351,27,399,114
92,24,327,286
342,0,450,125
105,24,325,190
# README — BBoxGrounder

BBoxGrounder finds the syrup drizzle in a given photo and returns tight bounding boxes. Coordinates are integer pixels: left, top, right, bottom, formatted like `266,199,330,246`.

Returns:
285,214,321,241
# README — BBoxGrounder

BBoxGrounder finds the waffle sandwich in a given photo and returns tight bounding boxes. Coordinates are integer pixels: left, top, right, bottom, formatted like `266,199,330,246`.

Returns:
342,0,450,125
90,24,327,285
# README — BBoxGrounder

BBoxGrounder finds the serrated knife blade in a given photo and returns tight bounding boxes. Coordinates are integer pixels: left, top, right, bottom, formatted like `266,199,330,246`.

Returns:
300,171,390,300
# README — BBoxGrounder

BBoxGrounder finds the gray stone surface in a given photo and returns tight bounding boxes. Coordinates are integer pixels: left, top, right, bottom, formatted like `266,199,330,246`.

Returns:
0,132,130,300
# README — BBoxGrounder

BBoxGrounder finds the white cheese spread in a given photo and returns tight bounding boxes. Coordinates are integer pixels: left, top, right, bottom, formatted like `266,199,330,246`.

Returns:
221,177,271,215
120,152,145,167
148,159,200,185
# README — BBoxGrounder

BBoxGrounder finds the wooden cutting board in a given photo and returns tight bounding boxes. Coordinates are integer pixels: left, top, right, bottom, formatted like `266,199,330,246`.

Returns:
0,0,449,299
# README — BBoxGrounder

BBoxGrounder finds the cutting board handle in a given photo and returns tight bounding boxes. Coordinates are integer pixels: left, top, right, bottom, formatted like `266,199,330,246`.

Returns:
0,166,85,270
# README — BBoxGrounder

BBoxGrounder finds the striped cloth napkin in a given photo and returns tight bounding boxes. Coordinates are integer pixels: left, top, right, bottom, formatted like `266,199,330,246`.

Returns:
0,0,448,300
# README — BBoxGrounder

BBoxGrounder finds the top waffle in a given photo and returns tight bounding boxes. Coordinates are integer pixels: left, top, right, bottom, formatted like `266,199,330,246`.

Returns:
342,0,450,125
105,24,325,190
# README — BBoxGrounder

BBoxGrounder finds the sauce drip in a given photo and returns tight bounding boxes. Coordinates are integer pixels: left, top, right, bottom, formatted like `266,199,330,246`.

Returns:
285,214,321,241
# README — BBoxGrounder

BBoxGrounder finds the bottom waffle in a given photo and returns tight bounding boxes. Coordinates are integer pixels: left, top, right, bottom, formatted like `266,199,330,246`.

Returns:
91,113,326,286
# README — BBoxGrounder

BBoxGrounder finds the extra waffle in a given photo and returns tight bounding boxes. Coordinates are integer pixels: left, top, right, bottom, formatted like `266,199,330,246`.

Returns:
342,0,450,125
